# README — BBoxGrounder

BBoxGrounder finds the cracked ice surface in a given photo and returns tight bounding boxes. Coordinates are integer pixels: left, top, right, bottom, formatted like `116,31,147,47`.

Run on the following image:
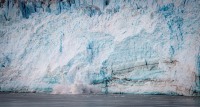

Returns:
0,0,200,96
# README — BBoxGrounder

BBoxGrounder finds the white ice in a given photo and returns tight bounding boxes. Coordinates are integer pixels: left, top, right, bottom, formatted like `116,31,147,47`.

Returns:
0,0,200,96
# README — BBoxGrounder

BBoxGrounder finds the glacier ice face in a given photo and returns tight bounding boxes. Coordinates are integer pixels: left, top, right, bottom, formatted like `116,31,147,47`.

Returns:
0,0,200,96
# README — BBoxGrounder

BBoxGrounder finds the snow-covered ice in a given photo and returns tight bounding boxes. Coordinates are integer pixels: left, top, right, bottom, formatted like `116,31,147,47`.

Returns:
0,0,200,96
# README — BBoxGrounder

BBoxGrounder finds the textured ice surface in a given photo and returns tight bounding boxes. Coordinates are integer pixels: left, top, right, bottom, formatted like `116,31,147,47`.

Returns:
0,0,200,96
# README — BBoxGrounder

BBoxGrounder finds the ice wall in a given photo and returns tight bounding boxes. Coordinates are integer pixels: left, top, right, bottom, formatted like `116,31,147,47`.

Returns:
0,0,200,96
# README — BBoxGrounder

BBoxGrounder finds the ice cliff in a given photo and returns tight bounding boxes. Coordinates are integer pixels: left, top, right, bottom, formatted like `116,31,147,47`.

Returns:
0,0,200,96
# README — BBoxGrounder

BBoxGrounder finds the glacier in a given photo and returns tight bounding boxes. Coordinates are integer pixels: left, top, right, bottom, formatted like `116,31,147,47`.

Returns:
0,0,200,96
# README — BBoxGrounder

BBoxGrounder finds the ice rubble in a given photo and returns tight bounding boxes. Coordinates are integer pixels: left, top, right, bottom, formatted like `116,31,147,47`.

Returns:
0,0,200,96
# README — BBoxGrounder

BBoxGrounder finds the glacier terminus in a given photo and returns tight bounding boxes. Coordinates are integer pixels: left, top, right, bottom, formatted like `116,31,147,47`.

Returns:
0,0,200,96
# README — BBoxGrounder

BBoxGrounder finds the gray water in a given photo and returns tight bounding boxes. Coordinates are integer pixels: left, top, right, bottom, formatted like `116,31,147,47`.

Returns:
0,93,199,107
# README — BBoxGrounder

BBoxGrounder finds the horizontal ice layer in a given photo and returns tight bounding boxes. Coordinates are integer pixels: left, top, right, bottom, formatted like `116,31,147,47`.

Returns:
0,0,200,96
